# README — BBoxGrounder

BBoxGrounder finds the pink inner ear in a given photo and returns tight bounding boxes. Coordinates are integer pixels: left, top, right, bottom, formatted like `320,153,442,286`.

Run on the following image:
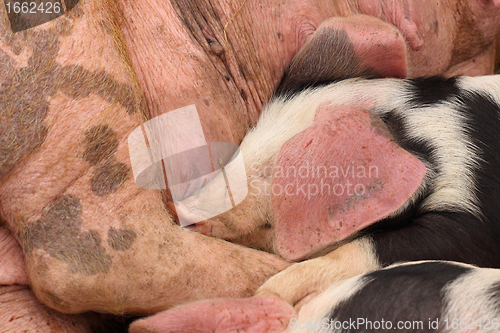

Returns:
273,106,426,261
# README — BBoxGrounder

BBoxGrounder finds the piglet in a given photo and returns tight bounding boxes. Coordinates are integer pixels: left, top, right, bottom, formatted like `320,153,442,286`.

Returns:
288,260,500,333
176,72,500,313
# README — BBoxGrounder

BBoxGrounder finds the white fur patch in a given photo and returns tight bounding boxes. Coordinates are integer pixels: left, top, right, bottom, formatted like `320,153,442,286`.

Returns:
396,98,481,216
290,275,368,333
443,266,500,332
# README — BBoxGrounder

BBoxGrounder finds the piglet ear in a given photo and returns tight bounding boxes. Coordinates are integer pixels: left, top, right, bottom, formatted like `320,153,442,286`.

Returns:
277,15,408,95
273,106,426,261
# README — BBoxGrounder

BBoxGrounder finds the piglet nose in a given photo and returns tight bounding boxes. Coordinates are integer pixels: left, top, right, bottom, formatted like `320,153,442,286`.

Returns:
166,201,179,225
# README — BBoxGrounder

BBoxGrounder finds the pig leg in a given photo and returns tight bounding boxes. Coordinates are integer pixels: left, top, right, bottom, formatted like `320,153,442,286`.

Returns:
256,238,380,312
0,226,29,286
0,0,289,315
129,296,295,333
1,226,132,331
2,227,94,332
0,286,107,333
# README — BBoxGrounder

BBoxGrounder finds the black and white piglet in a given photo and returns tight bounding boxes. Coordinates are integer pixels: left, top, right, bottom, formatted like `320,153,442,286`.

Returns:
174,74,500,308
292,261,500,333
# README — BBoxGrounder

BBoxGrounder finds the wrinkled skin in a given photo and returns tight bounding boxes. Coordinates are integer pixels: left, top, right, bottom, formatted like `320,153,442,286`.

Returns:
1,0,500,331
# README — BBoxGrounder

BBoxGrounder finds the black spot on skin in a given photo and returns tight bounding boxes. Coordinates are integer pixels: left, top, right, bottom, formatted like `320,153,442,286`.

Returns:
107,227,136,251
0,30,56,179
83,124,131,197
83,125,119,165
20,195,112,275
58,65,141,115
91,161,130,196
0,13,144,179
5,0,65,33
276,28,378,96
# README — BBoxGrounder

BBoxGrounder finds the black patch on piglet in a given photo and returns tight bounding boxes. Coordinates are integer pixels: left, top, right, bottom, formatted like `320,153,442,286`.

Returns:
452,91,500,229
107,227,136,251
276,28,378,96
330,262,471,331
379,110,438,172
408,76,459,106
21,195,113,275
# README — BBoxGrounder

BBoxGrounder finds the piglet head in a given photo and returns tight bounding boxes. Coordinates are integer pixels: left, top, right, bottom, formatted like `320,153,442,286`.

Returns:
272,106,426,261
